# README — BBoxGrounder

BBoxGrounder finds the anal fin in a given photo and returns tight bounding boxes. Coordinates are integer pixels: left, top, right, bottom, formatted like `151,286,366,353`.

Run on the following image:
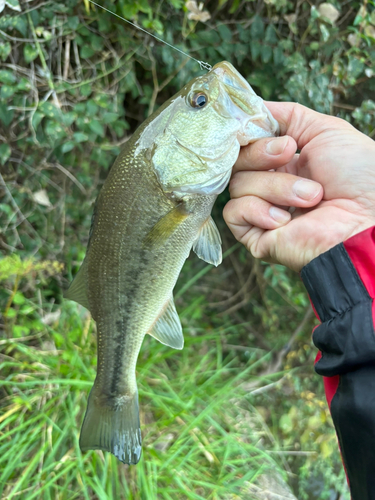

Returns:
64,259,90,311
149,297,184,350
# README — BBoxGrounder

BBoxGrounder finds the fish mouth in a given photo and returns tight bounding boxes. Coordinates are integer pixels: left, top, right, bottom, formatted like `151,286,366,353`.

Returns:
212,61,279,144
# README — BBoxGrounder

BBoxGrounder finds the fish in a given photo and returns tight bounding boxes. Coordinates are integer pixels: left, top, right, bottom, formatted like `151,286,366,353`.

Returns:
65,61,279,465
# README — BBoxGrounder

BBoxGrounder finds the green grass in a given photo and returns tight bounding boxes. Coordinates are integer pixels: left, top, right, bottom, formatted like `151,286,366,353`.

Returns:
0,250,349,500
0,292,292,499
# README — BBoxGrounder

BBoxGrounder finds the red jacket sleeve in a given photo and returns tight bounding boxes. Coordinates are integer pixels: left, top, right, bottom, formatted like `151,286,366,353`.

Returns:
301,226,375,500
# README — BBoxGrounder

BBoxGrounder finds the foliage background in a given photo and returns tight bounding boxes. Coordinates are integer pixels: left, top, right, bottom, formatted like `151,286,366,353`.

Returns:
1,0,374,498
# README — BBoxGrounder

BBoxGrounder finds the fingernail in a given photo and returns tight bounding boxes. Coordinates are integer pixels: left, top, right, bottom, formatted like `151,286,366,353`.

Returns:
269,206,291,223
266,136,288,155
293,179,321,200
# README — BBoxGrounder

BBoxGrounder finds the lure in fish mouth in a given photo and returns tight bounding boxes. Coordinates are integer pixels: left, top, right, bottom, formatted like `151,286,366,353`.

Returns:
65,61,279,465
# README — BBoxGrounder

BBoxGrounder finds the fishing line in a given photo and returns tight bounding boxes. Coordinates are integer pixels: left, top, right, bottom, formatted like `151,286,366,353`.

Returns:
87,0,212,71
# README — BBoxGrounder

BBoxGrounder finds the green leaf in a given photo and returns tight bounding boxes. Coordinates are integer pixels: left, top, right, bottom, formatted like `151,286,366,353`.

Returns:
17,77,31,91
62,112,77,127
0,69,16,84
86,100,98,116
39,102,61,119
73,132,88,143
121,4,139,18
97,15,111,33
94,94,110,108
265,25,278,44
0,84,15,98
347,56,365,80
260,44,272,63
0,104,14,127
229,0,240,13
113,121,129,136
14,15,27,36
250,40,260,61
12,292,25,305
0,41,11,61
89,120,105,137
67,15,79,30
80,46,95,58
142,18,163,35
102,112,119,124
61,141,75,153
250,15,264,40
4,307,16,318
5,0,21,11
0,143,11,165
0,202,13,216
31,111,44,129
198,30,220,45
217,24,232,42
91,35,103,51
24,44,39,63
80,84,92,97
137,0,151,14
279,413,293,434
273,46,284,65
45,119,65,140
20,305,34,315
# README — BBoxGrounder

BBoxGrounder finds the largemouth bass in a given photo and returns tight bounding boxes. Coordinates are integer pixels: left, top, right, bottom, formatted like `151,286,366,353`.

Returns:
65,61,278,465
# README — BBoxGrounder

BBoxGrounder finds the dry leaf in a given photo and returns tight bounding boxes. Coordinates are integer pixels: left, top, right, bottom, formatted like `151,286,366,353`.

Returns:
32,189,52,207
365,25,375,38
42,310,61,325
347,33,360,47
284,13,297,24
246,471,298,499
185,1,210,23
284,13,297,34
153,433,174,452
318,3,340,24
365,68,374,78
357,5,367,22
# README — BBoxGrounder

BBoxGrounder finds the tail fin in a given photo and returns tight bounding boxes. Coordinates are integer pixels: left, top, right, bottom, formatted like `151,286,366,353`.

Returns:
79,386,142,465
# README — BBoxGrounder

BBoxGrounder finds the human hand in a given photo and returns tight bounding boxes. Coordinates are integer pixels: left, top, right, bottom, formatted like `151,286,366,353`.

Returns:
223,102,375,272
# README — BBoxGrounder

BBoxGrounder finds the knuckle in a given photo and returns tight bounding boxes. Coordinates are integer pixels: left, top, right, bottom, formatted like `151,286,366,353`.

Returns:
248,238,264,260
223,199,237,222
228,175,239,193
259,172,280,193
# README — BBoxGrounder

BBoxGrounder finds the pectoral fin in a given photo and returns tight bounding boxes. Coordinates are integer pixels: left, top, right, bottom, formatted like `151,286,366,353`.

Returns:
193,216,222,267
64,259,90,311
143,204,188,248
149,297,184,350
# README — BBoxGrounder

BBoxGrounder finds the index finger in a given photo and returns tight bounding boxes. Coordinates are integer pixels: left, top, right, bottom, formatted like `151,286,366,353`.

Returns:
264,101,354,149
233,135,297,174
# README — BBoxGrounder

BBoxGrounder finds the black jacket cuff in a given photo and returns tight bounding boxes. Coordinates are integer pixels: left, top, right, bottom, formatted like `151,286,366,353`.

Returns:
301,243,375,377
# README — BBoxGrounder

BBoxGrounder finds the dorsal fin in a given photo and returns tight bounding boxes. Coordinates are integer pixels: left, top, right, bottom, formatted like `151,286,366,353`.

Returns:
149,297,184,350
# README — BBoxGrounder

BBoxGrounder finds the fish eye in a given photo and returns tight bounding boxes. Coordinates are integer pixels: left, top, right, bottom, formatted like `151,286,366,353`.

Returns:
189,92,208,108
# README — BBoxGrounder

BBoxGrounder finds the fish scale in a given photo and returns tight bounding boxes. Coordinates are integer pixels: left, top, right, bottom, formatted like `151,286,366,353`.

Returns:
65,61,279,464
